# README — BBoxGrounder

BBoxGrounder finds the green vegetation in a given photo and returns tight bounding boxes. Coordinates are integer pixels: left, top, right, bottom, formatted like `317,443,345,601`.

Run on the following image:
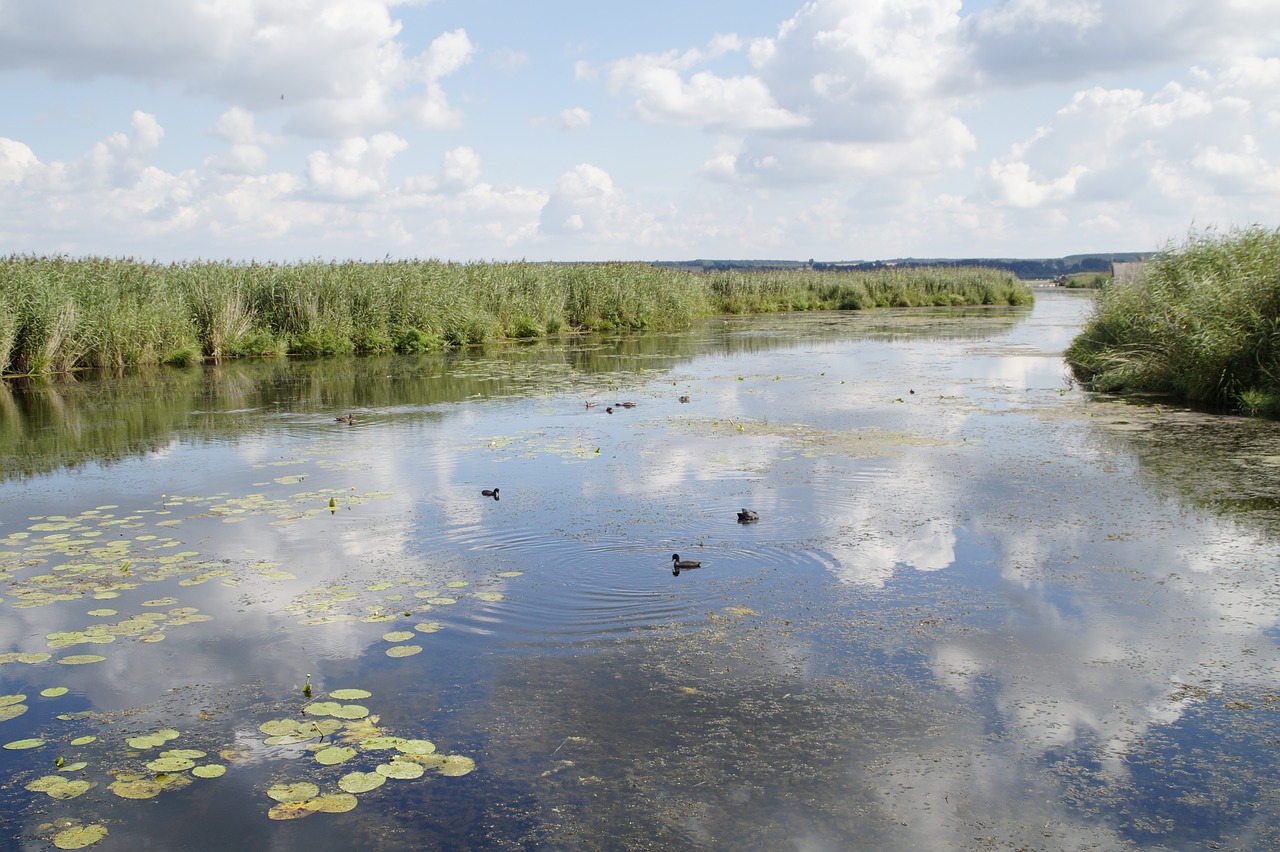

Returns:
1065,227,1280,416
0,256,1030,376
1061,271,1111,289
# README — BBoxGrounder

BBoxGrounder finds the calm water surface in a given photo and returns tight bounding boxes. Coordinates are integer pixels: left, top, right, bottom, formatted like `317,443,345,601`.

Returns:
2,291,1280,850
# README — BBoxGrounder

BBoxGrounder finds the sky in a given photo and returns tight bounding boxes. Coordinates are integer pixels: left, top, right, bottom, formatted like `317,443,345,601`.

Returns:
1,0,1278,263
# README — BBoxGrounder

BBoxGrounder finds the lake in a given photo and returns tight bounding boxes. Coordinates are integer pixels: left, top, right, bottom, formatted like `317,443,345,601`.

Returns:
2,290,1280,850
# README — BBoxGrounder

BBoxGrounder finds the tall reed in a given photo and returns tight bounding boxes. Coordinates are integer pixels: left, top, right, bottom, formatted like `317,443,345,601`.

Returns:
1065,227,1280,416
0,256,1031,376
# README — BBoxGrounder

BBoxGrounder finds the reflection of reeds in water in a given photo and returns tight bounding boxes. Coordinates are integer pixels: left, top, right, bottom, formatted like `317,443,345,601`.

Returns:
1,257,1033,376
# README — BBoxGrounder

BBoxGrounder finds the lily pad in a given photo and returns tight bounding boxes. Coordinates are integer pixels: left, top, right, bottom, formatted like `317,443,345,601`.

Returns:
386,645,422,658
70,736,97,746
0,694,28,707
313,745,357,765
267,802,314,820
41,687,70,698
338,771,387,793
51,823,108,850
109,778,163,799
57,655,106,666
382,631,415,643
0,704,28,722
267,781,320,803
396,739,437,756
377,759,425,780
146,756,196,772
329,688,371,700
192,764,226,778
414,622,443,633
3,738,45,750
307,792,358,813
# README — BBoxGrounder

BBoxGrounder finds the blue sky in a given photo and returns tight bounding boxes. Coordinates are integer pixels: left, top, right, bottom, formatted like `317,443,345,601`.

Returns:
1,0,1278,262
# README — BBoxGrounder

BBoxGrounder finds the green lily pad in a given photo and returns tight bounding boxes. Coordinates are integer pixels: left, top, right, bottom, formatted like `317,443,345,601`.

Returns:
268,781,320,803
377,759,425,780
51,823,108,850
308,792,358,813
414,622,443,633
59,761,89,772
396,739,436,756
41,687,70,698
57,655,106,666
0,704,28,722
386,645,422,658
359,736,404,750
4,738,45,750
497,571,523,578
0,694,27,707
47,779,96,800
382,631,415,643
473,592,505,602
70,735,96,746
338,771,387,793
329,688,371,700
146,756,196,772
267,802,315,820
314,745,358,765
192,764,226,778
109,778,163,799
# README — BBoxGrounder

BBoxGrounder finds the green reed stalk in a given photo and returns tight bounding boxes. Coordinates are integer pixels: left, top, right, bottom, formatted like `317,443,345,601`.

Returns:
1066,227,1280,416
0,256,1031,376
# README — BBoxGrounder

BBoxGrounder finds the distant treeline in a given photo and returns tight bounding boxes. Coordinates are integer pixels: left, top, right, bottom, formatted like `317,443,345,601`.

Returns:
0,257,1030,376
659,253,1151,280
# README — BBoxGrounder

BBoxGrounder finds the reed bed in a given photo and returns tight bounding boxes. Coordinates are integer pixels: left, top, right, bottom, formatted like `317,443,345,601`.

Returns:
1065,227,1280,416
0,256,1029,376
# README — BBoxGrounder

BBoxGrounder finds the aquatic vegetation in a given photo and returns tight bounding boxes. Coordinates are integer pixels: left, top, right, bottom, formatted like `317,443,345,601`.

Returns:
1066,226,1280,416
0,256,1031,375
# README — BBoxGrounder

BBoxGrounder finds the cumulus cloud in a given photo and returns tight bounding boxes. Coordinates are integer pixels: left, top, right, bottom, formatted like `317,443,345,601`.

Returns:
538,164,622,235
0,1,473,138
981,62,1280,220
306,133,408,199
960,0,1280,85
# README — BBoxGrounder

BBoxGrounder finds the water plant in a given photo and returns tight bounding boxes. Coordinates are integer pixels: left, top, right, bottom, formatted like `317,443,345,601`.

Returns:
1065,227,1280,416
0,256,1032,376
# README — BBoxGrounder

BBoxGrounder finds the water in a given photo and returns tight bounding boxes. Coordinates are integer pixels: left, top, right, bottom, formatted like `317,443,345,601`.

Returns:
2,291,1280,850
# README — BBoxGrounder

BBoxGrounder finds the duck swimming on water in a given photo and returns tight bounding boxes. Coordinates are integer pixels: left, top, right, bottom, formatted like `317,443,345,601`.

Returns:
737,509,760,523
482,488,499,499
671,553,702,575
335,415,354,424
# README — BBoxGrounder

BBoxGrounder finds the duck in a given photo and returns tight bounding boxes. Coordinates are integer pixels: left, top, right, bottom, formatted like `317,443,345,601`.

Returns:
606,407,614,414
737,509,760,523
585,401,597,409
678,395,691,403
618,401,637,408
671,553,702,575
335,415,354,424
481,488,499,499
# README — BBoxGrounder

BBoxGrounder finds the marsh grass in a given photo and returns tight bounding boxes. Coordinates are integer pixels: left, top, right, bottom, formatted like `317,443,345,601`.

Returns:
1066,227,1280,416
1,257,1030,376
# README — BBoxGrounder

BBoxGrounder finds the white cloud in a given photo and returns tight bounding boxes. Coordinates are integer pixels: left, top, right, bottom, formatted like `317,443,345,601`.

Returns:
981,62,1280,218
305,133,408,199
0,1,473,138
538,164,622,236
557,107,592,131
960,0,1280,85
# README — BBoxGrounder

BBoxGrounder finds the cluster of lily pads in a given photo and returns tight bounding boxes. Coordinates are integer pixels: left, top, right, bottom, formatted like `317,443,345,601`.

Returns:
284,573,520,658
259,687,474,820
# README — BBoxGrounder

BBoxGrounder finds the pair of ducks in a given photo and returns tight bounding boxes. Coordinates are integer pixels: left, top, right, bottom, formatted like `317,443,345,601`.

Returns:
673,509,758,574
